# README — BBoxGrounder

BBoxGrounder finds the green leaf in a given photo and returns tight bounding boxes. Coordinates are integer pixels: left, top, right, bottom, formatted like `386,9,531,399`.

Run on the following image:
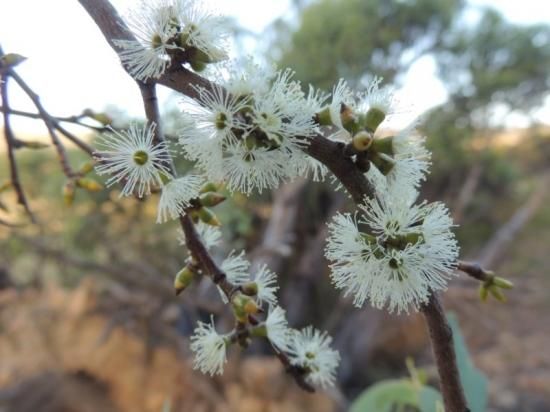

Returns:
350,379,443,412
447,313,488,412
349,379,418,412
419,386,443,412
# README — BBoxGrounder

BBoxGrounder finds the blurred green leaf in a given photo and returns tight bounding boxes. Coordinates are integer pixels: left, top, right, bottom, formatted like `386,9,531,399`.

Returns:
350,379,443,412
447,313,488,412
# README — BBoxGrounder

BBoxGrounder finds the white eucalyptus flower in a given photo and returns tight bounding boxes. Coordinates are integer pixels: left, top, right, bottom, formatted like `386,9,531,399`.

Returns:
94,123,172,198
221,143,289,195
265,306,292,352
212,56,276,97
253,264,279,306
178,221,222,249
114,0,229,80
157,175,203,223
366,117,431,194
325,190,459,314
185,84,250,144
176,0,229,62
189,317,228,376
218,251,251,303
181,64,321,194
357,76,396,117
289,326,340,388
114,1,179,80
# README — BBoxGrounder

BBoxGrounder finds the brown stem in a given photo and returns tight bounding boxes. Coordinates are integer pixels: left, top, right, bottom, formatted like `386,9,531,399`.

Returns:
457,260,492,282
0,71,36,223
421,294,469,412
9,71,75,177
0,106,106,132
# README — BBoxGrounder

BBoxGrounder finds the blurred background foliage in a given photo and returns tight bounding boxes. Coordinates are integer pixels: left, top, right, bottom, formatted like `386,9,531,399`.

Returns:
1,0,550,411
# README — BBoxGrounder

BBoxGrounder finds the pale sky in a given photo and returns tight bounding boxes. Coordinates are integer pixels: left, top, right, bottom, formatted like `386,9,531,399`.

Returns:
0,0,549,136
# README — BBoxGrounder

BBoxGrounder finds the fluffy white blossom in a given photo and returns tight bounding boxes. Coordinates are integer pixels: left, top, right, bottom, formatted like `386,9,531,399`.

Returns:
212,57,276,97
265,306,292,352
189,317,228,376
328,78,355,141
327,77,395,143
289,326,340,388
157,175,203,223
180,64,322,194
94,123,172,198
114,1,179,80
325,190,459,314
366,117,431,194
178,221,222,250
221,142,290,194
218,251,251,303
114,0,229,81
357,76,396,116
253,264,279,306
176,0,229,62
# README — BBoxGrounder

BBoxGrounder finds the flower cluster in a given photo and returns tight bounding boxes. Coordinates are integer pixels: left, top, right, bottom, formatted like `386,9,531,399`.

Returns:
179,62,328,194
114,0,229,80
183,225,340,387
93,0,461,394
325,189,459,313
325,77,430,194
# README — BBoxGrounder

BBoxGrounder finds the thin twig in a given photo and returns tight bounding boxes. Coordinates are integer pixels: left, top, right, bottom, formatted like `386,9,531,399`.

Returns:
457,260,493,282
421,294,469,412
0,71,36,223
0,105,98,155
9,71,75,177
0,106,106,132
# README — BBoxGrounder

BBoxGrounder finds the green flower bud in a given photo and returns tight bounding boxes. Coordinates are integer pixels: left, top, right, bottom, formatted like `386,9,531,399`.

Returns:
174,266,196,295
493,276,514,290
199,182,220,194
478,284,489,302
0,53,27,69
199,192,226,207
316,107,332,126
198,207,221,226
76,178,103,192
241,281,258,297
488,285,506,302
78,161,95,175
20,140,49,149
232,293,260,321
352,131,373,152
190,59,207,72
364,107,386,133
63,181,76,207
371,136,394,156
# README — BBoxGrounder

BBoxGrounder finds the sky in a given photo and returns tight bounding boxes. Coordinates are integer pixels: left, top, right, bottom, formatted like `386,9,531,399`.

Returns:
0,0,549,137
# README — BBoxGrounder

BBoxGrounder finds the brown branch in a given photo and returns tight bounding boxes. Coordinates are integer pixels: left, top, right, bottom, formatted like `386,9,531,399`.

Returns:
8,71,76,177
0,106,106,132
457,260,493,282
421,295,469,412
0,71,36,223
0,106,97,155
